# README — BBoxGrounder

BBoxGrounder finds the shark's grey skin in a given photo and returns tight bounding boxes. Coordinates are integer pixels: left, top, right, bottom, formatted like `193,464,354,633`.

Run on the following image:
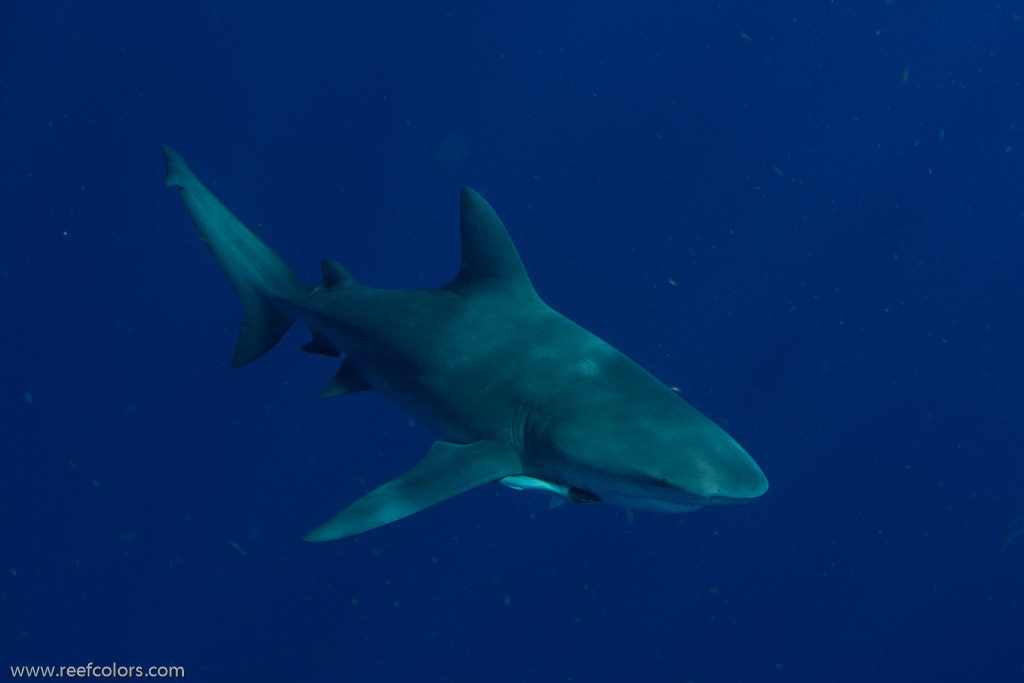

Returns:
997,512,1024,554
161,145,769,541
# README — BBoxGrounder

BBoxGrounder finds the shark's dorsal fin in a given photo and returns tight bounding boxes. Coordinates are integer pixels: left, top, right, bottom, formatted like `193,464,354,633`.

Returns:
444,187,536,298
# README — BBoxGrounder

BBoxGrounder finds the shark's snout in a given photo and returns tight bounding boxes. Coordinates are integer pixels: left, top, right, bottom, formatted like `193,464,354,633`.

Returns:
721,459,769,501
706,478,768,505
711,451,769,503
674,437,768,506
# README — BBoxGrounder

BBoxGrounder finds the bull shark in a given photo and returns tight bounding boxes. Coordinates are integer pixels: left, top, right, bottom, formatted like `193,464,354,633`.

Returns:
161,145,769,541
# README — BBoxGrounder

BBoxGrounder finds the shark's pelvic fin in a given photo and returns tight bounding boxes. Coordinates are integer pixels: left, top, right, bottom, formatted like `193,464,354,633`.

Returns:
302,260,358,356
161,145,303,367
318,357,371,398
300,329,340,357
302,440,522,541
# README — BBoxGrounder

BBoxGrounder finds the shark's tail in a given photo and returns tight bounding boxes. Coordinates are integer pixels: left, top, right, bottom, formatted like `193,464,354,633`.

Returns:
162,145,304,367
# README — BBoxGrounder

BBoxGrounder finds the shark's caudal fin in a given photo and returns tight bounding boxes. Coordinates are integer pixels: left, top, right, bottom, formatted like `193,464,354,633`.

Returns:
162,146,303,367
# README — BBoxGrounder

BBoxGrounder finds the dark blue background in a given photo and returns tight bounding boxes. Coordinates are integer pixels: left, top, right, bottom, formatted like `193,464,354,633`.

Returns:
3,2,1022,680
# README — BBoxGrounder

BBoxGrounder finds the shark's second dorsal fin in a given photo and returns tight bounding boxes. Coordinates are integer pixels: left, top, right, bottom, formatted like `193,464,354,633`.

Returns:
444,188,536,298
312,258,358,294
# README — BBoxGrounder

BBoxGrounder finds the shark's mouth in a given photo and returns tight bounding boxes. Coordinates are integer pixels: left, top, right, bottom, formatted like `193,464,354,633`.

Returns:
708,494,755,505
499,475,755,513
592,493,705,514
603,492,753,513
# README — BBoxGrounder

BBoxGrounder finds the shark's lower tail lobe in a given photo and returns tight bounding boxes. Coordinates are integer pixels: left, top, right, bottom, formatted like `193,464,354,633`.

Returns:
162,145,303,367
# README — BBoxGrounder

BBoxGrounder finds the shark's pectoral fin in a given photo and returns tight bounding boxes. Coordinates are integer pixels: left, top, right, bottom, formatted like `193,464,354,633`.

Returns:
303,440,522,541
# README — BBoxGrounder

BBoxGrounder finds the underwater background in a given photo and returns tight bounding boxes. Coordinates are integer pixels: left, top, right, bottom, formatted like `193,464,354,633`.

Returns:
3,1,1023,680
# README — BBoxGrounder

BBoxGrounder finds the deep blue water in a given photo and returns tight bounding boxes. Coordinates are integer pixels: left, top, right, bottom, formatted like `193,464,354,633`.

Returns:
3,2,1023,681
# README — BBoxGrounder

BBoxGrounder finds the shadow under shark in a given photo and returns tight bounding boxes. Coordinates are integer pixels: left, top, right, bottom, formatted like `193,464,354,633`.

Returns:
161,146,769,541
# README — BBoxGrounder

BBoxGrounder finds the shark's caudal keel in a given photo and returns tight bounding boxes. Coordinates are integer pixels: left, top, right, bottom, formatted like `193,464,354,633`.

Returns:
161,145,768,541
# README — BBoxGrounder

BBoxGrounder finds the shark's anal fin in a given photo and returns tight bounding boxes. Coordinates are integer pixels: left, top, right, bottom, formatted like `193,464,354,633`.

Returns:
303,440,522,541
318,358,371,398
300,329,340,357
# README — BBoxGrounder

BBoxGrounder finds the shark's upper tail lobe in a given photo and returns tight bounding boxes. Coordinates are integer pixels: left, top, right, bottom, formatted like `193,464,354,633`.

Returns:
162,145,303,367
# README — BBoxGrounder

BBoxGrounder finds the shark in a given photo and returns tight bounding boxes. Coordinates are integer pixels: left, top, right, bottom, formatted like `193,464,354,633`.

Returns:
161,145,769,541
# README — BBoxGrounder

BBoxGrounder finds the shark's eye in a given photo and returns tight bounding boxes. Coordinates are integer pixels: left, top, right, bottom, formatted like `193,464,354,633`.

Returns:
659,476,670,486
